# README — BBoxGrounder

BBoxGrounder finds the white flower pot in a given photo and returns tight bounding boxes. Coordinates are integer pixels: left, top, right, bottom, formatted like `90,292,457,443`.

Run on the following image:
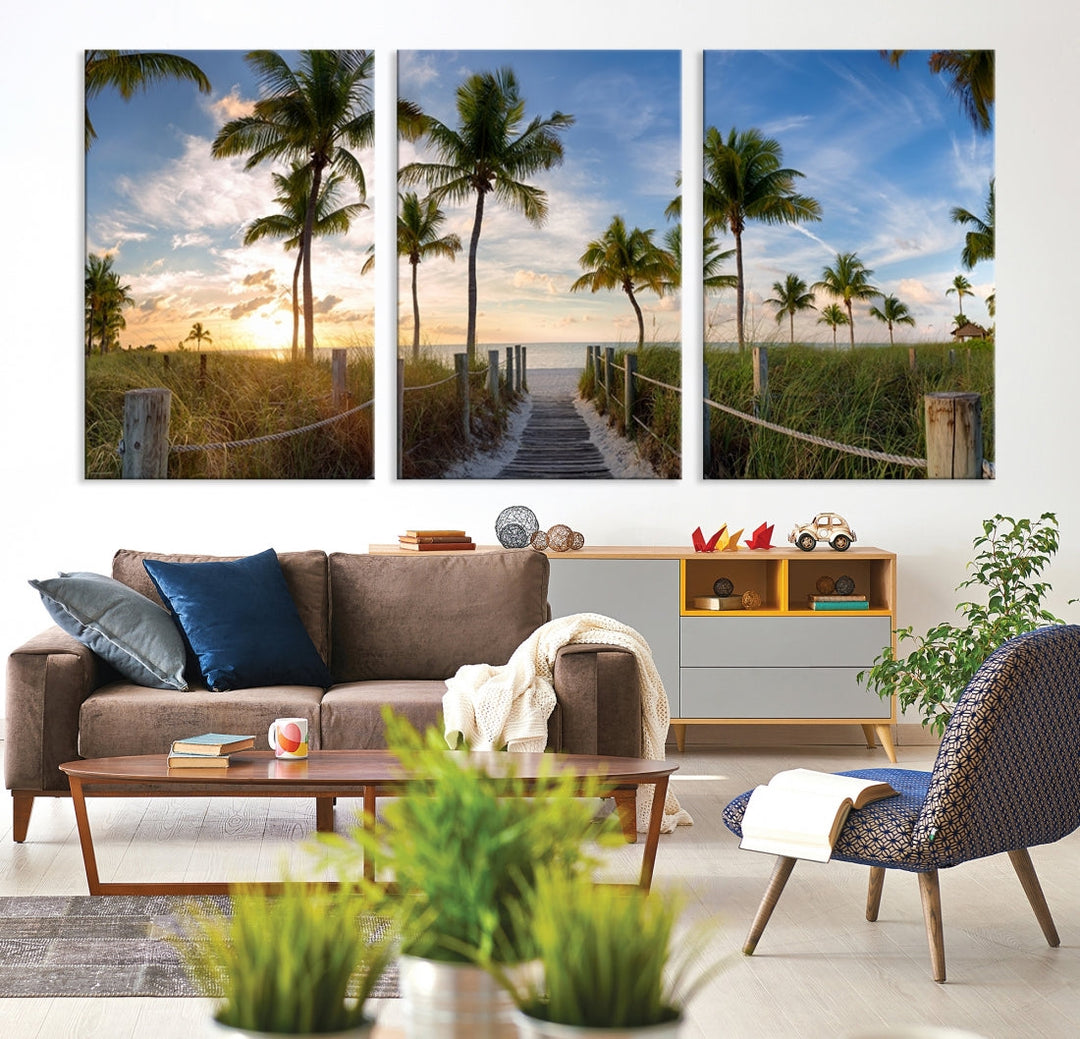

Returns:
210,1017,374,1038
511,1009,684,1039
399,954,518,1039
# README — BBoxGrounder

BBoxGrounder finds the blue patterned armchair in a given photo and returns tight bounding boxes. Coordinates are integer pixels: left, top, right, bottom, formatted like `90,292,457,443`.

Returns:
723,625,1080,982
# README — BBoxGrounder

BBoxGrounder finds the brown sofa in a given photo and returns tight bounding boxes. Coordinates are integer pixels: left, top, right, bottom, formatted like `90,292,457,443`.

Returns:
5,548,642,841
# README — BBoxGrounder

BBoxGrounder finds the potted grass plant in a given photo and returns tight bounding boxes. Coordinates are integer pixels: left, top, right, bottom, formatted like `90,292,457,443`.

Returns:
314,709,621,1039
172,881,395,1037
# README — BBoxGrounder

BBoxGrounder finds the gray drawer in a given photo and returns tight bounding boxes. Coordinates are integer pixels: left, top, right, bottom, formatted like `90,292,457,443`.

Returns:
679,666,890,720
680,616,891,668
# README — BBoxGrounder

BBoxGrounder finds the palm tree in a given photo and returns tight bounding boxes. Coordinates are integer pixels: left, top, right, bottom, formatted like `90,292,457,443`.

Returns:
816,303,849,348
185,322,212,349
393,192,463,360
882,50,994,134
85,50,211,151
400,68,573,360
702,126,822,351
570,215,677,350
659,224,736,295
868,294,916,346
84,253,134,355
945,274,974,321
212,50,374,362
952,179,995,270
813,252,879,349
243,163,367,362
765,274,816,345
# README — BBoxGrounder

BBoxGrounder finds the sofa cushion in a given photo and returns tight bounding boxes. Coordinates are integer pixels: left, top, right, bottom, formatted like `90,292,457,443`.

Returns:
143,549,332,692
78,681,324,758
329,550,549,681
112,549,331,664
28,572,187,690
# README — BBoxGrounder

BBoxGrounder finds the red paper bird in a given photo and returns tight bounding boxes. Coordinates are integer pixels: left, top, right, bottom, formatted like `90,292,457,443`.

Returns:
744,522,775,550
691,525,726,552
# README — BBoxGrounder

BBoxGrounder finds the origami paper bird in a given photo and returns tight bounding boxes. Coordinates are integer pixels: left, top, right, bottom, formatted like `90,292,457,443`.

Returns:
691,526,726,552
744,522,775,550
721,527,744,551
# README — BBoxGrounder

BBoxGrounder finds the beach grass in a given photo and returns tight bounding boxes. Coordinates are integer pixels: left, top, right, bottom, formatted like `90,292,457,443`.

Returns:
704,340,994,479
85,347,374,479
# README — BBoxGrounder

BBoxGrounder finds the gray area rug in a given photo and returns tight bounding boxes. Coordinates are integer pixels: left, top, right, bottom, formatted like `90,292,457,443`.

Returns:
0,895,399,998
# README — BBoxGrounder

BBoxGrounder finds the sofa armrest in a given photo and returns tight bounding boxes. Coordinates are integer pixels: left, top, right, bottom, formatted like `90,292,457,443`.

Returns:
5,626,103,793
551,643,642,758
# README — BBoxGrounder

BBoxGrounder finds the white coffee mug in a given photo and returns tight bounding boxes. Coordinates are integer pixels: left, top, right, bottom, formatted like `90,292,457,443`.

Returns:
268,717,309,759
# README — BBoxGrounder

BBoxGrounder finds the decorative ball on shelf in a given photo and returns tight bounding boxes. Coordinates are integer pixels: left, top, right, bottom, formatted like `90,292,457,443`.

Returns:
546,524,574,552
570,530,586,551
816,575,836,594
530,530,549,551
713,577,735,597
741,589,762,610
495,506,539,548
834,574,856,595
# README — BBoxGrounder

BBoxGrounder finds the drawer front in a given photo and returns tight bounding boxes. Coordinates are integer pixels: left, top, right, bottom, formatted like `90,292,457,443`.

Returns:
680,667,890,720
680,616,891,668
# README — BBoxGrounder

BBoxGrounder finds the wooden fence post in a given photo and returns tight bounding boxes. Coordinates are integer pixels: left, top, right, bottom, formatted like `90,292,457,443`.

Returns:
331,348,347,409
199,353,207,391
924,392,982,478
520,346,527,392
163,354,170,369
397,358,405,479
625,352,638,440
604,346,614,412
506,346,514,395
752,346,768,417
909,346,917,370
592,345,602,384
455,352,471,443
514,344,522,392
122,388,171,478
702,362,712,478
487,349,500,404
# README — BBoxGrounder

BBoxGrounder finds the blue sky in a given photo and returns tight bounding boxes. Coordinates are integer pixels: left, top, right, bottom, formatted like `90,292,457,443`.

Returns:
397,50,681,347
86,50,376,351
703,50,995,344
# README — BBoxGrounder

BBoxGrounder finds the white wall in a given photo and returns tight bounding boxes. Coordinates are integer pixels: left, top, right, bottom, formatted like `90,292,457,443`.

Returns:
3,1,1079,717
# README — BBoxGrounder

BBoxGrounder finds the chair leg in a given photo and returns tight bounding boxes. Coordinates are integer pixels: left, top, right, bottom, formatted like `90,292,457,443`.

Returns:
743,855,797,955
866,866,885,921
917,870,946,983
1007,848,1060,947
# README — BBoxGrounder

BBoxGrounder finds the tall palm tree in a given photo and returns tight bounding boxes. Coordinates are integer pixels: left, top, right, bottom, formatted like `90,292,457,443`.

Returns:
659,224,737,295
84,253,134,355
85,50,211,151
882,50,994,134
393,192,463,360
813,252,878,349
816,303,849,348
702,126,822,351
570,215,677,350
243,163,367,362
765,274,816,345
185,322,212,349
212,50,374,362
400,68,573,360
945,274,974,320
868,294,916,346
951,179,995,270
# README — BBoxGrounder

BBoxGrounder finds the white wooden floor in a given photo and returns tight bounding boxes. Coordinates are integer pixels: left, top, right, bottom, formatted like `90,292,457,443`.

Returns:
1,737,1078,1039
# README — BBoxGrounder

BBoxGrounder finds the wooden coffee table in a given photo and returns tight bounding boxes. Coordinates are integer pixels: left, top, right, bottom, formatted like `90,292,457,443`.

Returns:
59,750,676,895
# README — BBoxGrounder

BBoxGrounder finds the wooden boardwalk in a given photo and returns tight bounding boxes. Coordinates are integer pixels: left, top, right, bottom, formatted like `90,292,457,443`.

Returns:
497,381,613,479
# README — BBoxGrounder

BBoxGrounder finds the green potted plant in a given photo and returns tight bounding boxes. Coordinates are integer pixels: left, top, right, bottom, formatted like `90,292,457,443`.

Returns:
495,869,724,1037
860,513,1072,734
172,881,394,1037
315,710,620,1039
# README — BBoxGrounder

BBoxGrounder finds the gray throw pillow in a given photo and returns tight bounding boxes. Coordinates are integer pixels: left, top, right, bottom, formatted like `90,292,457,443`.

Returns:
29,571,188,690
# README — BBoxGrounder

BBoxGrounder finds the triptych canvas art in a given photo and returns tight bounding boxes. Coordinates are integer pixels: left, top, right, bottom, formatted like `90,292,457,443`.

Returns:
85,49,994,481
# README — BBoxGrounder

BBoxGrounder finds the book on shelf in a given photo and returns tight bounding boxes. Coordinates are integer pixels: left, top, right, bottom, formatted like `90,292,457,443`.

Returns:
807,594,869,602
690,595,744,611
397,539,476,551
169,733,255,756
808,598,870,611
739,768,899,862
167,752,231,769
403,529,467,537
398,535,473,544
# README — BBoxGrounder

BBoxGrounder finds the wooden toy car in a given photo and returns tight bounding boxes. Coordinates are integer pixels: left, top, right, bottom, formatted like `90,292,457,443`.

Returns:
788,513,856,552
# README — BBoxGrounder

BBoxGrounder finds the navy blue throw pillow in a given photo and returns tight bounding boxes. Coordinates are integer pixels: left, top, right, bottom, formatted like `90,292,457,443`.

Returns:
143,549,332,691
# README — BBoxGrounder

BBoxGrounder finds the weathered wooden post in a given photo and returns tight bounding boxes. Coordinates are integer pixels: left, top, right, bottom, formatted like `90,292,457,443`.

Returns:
924,392,982,478
397,358,405,479
908,346,917,370
584,345,592,375
520,346,527,392
592,344,602,384
487,349,500,404
702,362,712,477
514,344,522,392
624,352,638,440
163,354,170,369
752,345,768,417
455,352,471,443
604,346,614,412
122,388,171,478
199,353,207,391
331,348,347,409
505,346,514,395
948,348,956,366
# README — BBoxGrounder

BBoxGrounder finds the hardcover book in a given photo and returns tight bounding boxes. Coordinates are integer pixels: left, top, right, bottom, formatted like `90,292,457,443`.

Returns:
169,733,255,756
167,752,231,768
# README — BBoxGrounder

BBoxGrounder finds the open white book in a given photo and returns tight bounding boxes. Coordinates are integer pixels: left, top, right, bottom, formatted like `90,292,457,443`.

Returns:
739,768,899,862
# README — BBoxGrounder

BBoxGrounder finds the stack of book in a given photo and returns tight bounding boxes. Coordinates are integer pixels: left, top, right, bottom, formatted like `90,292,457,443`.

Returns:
167,732,255,768
807,594,870,611
397,529,476,552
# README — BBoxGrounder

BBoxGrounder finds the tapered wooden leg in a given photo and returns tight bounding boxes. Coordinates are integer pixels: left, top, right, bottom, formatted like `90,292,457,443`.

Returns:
874,724,898,763
860,724,877,750
743,856,797,955
917,870,946,983
866,866,885,921
612,788,638,845
12,792,34,843
315,796,334,832
673,723,687,753
1008,848,1060,947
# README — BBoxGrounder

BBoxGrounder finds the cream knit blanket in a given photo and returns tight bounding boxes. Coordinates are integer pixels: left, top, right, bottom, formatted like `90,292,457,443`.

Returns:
443,612,692,834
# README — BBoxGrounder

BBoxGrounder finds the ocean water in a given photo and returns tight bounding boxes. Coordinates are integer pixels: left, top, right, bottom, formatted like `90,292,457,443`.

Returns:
415,342,679,370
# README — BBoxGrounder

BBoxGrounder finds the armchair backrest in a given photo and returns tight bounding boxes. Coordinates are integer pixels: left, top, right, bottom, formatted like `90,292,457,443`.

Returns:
912,625,1080,863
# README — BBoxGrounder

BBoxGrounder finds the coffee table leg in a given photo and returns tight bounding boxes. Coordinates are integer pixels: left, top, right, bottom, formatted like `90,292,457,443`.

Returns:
363,785,376,882
68,778,103,895
316,796,334,832
638,776,669,891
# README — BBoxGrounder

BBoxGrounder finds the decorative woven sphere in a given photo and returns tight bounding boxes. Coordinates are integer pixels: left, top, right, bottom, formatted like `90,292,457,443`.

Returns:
546,524,574,552
835,574,856,595
495,506,539,548
713,577,735,597
816,575,836,594
742,589,762,610
570,530,585,551
530,530,549,551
